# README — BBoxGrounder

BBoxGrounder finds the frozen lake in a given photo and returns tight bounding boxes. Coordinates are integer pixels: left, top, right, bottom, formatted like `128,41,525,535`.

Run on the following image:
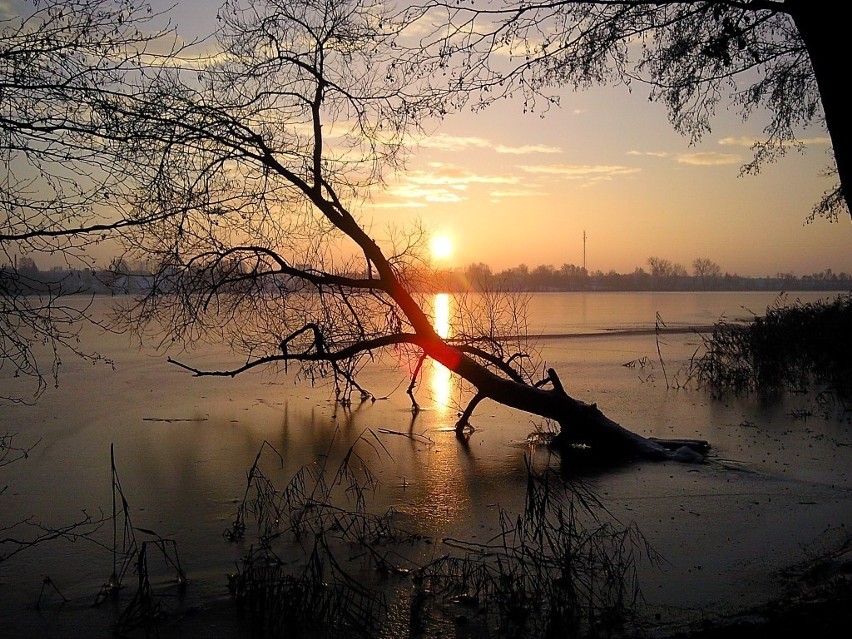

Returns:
1,291,849,637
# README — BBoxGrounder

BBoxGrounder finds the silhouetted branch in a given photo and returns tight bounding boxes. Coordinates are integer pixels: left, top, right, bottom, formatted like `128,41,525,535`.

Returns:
1,0,184,399
456,392,485,428
0,433,41,469
402,0,847,218
114,0,697,462
0,510,105,564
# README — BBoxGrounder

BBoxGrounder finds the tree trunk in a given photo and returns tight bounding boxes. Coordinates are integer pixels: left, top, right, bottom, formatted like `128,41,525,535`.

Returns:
336,227,709,463
427,339,706,463
789,1,852,219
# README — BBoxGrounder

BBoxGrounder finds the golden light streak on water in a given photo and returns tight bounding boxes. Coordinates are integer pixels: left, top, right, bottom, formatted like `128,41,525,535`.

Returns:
408,293,467,529
433,292,450,339
430,293,453,413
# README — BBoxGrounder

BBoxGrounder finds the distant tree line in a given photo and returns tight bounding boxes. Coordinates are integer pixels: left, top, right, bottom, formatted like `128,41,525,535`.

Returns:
3,255,850,297
430,258,852,293
1,257,151,296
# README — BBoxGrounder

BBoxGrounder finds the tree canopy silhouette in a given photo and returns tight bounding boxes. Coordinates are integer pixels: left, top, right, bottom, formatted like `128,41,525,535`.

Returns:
4,0,845,412
1,0,182,401
402,0,849,222
111,0,704,464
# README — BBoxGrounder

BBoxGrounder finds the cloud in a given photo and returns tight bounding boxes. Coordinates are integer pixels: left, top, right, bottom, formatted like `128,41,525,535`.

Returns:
418,134,492,152
495,144,562,155
369,200,428,209
788,136,831,146
627,150,670,158
0,1,17,19
385,184,466,203
676,152,742,166
417,134,562,155
718,135,831,147
489,189,544,198
717,136,760,147
375,163,520,207
628,136,831,168
519,164,641,179
407,163,519,187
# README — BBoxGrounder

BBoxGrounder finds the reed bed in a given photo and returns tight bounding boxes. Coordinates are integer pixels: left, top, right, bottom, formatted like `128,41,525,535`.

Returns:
226,434,651,638
691,293,852,398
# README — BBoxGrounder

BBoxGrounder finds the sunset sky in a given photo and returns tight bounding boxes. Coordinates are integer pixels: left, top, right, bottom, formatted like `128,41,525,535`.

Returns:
8,0,852,277
367,87,844,277
165,1,851,277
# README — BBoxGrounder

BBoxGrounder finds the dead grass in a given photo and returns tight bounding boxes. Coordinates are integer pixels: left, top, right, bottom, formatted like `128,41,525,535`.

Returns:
224,435,652,638
691,293,852,398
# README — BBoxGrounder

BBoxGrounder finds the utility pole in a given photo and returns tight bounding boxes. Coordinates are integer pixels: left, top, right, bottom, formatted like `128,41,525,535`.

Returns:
582,230,586,272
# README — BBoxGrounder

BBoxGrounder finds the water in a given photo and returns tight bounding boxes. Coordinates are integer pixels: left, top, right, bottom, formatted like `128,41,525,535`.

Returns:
1,291,849,637
523,289,816,334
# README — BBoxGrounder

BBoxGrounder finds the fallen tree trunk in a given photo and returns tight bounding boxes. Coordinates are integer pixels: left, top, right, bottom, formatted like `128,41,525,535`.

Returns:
125,2,710,467
168,325,709,464
426,338,709,463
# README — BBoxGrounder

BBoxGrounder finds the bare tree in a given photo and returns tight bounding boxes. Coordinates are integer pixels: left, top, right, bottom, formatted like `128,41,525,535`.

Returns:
117,0,704,464
1,0,182,401
401,0,849,222
647,256,687,279
693,257,722,288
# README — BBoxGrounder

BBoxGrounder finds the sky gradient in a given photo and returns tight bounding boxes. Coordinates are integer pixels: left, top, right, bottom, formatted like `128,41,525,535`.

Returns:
7,0,851,278
162,0,852,277
365,85,845,277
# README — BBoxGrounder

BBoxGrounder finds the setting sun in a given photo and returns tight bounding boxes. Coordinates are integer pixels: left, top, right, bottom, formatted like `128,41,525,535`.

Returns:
430,234,453,261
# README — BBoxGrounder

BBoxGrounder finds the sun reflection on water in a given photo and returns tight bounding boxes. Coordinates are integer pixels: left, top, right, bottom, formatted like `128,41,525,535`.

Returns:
430,293,454,413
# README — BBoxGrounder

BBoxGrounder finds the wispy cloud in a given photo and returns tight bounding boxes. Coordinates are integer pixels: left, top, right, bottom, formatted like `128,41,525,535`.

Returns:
407,162,520,187
788,136,830,146
375,163,521,207
370,200,428,209
0,1,17,19
718,135,831,147
718,136,761,148
627,150,671,158
417,133,562,155
385,183,466,203
489,189,545,198
629,135,831,167
495,144,562,155
520,164,641,179
677,152,742,166
418,134,492,152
